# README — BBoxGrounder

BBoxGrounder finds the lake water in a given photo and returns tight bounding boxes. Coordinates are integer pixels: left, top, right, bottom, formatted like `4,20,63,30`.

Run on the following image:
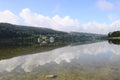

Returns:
0,41,120,80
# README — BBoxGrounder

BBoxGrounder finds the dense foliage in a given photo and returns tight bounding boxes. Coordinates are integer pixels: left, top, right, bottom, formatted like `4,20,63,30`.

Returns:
0,23,66,38
108,31,120,37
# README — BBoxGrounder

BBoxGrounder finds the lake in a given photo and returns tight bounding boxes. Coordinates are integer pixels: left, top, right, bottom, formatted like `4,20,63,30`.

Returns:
0,41,120,80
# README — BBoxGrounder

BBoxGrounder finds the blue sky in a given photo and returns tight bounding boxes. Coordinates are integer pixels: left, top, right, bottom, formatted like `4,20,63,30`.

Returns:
0,0,120,34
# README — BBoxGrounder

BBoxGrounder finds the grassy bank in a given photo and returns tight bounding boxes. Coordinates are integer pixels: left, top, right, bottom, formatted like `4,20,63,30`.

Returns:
108,37,120,40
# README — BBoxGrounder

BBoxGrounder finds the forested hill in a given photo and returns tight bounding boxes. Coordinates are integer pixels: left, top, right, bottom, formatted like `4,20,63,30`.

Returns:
0,23,67,38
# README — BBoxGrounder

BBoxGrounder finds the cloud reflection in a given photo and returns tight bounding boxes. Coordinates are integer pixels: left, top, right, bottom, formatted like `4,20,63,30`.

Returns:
0,42,120,73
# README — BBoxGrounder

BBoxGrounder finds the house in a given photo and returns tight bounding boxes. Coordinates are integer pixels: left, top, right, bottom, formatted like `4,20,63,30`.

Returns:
49,37,55,43
38,35,47,43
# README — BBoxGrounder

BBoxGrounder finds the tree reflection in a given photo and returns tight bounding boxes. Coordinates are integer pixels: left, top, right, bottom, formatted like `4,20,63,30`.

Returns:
108,39,120,45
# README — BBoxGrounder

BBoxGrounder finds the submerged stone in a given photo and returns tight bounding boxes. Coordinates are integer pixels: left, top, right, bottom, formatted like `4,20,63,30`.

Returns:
46,74,57,78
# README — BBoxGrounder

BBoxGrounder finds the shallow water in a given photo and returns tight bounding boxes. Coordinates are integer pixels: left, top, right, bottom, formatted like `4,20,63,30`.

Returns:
0,41,120,80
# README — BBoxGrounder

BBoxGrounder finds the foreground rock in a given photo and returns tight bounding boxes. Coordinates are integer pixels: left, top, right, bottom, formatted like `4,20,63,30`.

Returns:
46,74,57,78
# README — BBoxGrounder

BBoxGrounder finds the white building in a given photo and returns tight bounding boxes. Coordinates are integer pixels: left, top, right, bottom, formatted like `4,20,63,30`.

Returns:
49,37,55,43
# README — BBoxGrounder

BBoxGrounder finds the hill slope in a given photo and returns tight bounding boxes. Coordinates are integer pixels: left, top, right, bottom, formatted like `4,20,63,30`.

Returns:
0,23,66,38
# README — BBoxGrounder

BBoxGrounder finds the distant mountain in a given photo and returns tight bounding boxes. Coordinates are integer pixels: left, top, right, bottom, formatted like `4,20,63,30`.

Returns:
70,32,106,40
70,32,105,36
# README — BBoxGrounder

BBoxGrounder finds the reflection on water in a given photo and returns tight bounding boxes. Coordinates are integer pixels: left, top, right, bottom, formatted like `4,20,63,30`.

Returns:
0,40,99,60
0,41,120,80
0,45,65,60
108,39,120,45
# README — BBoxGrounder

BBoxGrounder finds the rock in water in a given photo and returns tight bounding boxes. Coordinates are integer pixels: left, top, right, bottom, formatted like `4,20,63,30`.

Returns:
46,74,57,78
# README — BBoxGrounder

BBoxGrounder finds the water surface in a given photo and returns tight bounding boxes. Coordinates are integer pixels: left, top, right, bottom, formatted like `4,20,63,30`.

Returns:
0,41,120,80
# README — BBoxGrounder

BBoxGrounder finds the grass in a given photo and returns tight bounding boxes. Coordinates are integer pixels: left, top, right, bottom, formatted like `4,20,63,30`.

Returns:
108,37,120,40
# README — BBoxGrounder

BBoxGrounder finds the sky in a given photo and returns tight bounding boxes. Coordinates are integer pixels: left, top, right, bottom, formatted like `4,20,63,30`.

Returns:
0,0,120,34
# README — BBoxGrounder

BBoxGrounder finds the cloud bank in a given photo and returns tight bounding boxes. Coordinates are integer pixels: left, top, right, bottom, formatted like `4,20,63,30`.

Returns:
0,10,19,24
20,8,80,32
0,8,120,34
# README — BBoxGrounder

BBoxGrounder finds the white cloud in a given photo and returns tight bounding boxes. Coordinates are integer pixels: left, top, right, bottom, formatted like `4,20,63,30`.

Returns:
52,15,80,31
111,20,120,31
20,8,51,27
82,22,109,33
0,10,19,24
0,8,120,34
96,0,114,10
20,8,80,32
82,21,120,34
19,8,120,34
